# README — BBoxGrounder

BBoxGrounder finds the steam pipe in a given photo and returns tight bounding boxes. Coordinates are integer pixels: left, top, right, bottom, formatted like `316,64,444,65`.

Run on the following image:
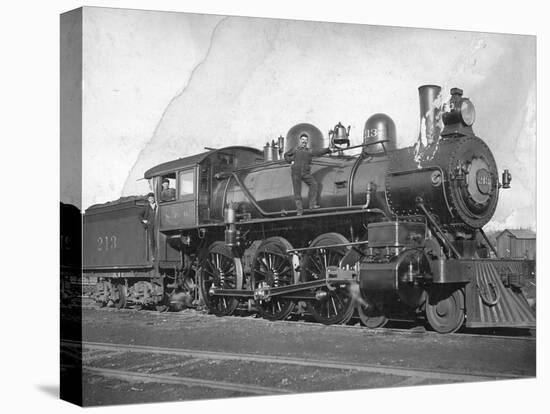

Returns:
277,136,285,160
416,197,461,259
362,182,373,209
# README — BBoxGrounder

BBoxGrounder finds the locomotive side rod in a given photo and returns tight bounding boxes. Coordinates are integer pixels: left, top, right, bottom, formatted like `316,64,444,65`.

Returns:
287,240,369,253
210,278,357,298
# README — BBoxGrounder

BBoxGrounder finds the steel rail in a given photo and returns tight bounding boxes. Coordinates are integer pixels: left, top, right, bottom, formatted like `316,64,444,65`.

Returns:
62,340,528,382
262,317,537,342
61,364,290,395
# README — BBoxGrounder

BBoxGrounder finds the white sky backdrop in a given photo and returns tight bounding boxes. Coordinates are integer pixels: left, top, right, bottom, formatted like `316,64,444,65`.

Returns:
77,7,536,230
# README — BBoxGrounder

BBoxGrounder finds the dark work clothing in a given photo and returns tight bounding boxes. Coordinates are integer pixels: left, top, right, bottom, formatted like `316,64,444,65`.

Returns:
160,188,176,202
284,146,331,174
139,202,157,260
145,226,155,260
139,202,156,224
284,146,331,211
291,172,318,211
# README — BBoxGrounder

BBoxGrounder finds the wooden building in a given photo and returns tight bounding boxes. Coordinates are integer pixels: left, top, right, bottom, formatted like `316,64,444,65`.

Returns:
496,229,536,259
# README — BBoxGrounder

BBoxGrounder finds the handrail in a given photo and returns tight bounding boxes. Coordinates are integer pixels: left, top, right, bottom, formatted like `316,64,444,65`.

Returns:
479,228,499,257
230,173,289,217
229,172,382,219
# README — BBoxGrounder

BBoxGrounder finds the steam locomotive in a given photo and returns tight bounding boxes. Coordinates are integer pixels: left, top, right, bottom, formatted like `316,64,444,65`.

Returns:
84,84,535,334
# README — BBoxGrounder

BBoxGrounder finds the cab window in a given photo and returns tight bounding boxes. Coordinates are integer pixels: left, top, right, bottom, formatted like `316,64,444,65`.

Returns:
179,170,194,198
159,173,176,202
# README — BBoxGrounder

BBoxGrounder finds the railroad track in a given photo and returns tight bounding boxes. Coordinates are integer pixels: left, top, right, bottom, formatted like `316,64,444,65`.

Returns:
79,301,536,342
61,339,528,399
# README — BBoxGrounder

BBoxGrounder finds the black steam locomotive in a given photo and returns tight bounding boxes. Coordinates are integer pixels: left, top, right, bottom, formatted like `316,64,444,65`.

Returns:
83,85,535,333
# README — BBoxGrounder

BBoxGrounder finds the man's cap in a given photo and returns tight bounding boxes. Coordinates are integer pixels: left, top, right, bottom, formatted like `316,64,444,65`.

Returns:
146,192,155,198
299,133,309,139
162,178,170,184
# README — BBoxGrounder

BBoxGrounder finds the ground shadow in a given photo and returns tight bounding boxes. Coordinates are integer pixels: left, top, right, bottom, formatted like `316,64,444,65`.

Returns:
36,384,59,399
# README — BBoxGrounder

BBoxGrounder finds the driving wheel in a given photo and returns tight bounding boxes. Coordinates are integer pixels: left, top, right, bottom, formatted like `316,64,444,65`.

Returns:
251,237,297,321
301,233,355,325
199,242,242,316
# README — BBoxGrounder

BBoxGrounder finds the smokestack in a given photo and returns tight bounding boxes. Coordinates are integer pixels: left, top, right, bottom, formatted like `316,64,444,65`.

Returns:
418,85,442,146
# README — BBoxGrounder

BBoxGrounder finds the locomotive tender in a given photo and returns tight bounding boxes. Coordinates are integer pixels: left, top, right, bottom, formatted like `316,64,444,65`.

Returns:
85,84,535,333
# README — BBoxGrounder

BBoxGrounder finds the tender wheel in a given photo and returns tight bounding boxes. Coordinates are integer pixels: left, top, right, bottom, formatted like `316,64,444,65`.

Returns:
199,242,242,316
113,284,127,309
251,237,297,321
357,291,388,329
301,233,355,325
167,255,199,311
426,287,465,334
156,304,169,312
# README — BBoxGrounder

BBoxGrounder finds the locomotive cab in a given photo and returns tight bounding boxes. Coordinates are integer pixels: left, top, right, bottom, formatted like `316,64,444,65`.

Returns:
144,146,263,233
141,146,263,267
155,168,197,231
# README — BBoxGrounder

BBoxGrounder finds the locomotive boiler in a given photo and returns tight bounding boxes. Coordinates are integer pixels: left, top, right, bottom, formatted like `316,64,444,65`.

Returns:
84,84,535,334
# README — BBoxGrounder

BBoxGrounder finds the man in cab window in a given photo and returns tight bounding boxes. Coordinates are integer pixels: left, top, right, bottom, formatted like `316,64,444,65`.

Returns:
160,178,176,202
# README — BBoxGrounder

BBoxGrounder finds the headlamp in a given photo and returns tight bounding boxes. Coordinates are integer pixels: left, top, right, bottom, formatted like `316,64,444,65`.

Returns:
443,88,476,127
459,99,476,126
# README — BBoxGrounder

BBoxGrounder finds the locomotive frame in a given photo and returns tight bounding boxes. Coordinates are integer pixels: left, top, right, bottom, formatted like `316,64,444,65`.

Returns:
84,84,535,334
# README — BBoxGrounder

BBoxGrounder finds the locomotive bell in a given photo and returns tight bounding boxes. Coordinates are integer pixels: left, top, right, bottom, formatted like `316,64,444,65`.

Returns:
363,113,397,154
286,123,325,151
329,122,351,147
